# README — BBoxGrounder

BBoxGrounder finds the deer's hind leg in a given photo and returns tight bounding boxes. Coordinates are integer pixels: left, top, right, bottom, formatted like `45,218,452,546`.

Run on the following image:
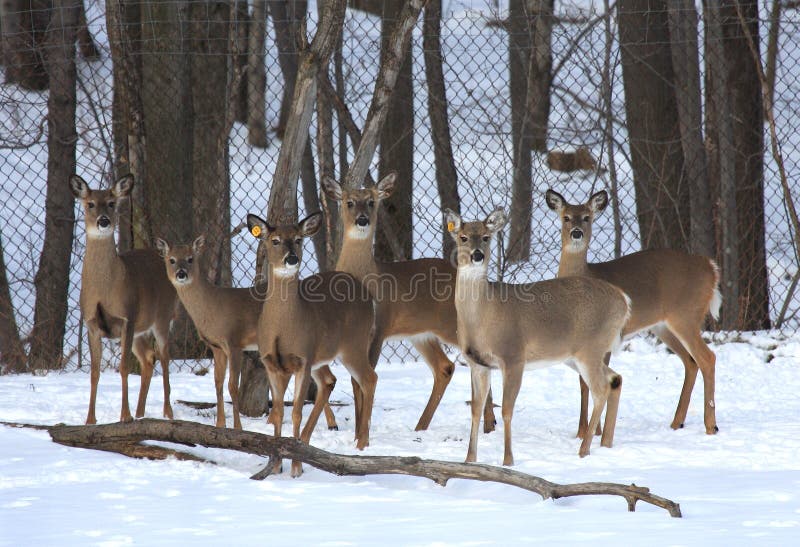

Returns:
132,335,156,419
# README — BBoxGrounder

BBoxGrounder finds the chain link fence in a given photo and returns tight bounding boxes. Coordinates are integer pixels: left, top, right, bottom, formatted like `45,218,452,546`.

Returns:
1,0,798,374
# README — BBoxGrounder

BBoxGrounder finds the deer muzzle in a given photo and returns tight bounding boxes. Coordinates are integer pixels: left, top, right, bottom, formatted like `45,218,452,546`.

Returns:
570,228,584,241
471,249,485,263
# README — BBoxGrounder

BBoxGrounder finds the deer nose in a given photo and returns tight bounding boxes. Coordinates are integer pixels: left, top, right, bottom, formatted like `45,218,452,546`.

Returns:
97,216,111,229
471,249,485,263
285,254,299,266
571,228,583,240
176,269,188,281
356,216,369,227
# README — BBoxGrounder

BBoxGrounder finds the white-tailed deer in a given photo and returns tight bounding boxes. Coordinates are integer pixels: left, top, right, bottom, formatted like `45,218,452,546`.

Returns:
70,174,177,425
445,208,630,463
545,189,721,436
247,212,378,477
155,236,338,432
321,174,497,432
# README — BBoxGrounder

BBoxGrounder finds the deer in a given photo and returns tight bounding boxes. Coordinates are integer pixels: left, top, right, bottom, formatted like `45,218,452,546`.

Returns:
545,189,722,437
246,211,378,477
70,174,177,425
154,235,340,432
444,208,630,463
321,174,497,433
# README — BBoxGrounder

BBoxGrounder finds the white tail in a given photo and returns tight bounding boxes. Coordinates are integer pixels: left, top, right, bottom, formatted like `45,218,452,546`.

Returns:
247,212,378,477
546,188,721,436
70,174,177,425
321,174,497,433
445,209,630,463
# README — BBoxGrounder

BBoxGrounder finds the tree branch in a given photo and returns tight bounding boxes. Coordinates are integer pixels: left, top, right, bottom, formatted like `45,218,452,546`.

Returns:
18,419,684,517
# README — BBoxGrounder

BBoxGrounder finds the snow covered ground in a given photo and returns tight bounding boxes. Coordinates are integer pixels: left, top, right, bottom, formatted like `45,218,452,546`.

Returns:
2,331,800,545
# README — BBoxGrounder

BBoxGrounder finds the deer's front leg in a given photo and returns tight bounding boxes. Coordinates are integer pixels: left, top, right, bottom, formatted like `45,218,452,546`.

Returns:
465,363,491,464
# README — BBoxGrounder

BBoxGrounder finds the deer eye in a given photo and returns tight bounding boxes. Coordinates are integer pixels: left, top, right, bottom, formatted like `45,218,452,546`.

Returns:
563,216,570,222
187,257,193,264
108,201,115,209
368,199,375,207
583,216,590,222
87,202,95,209
271,239,280,246
295,238,302,245
346,201,355,208
169,257,176,265
482,235,490,242
459,235,468,242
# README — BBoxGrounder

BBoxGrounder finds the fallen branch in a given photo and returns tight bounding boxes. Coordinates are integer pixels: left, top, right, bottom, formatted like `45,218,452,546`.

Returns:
18,419,683,517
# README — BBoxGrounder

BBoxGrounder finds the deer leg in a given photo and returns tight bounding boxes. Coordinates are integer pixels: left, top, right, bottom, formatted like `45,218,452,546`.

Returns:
465,364,491,464
351,376,363,442
500,365,523,466
653,325,699,430
412,337,456,431
576,376,590,439
291,360,311,478
483,386,496,434
153,325,173,419
345,354,377,450
600,367,622,449
578,361,612,458
315,365,338,431
85,326,103,425
210,347,228,428
301,366,337,447
263,359,289,474
227,347,243,430
669,322,718,435
118,321,135,423
132,336,156,419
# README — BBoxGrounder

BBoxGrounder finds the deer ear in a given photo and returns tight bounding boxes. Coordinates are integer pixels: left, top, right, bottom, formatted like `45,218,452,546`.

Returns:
321,177,343,201
247,214,269,239
443,209,462,240
545,189,566,212
588,190,609,213
485,209,508,233
192,235,206,254
69,175,90,199
376,173,396,200
299,212,323,238
112,174,134,198
154,238,169,257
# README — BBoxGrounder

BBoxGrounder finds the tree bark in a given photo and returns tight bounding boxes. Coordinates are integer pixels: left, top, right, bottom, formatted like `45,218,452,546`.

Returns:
0,0,49,90
268,0,306,138
316,46,340,270
764,0,781,123
0,231,26,373
667,0,714,258
76,0,100,59
602,0,621,258
27,0,79,371
720,0,769,330
423,0,460,259
618,0,690,251
190,0,232,288
375,0,415,261
247,0,269,147
43,419,682,517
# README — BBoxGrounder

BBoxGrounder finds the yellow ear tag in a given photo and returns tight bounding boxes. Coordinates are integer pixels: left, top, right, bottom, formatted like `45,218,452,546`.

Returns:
251,225,262,238
447,221,455,232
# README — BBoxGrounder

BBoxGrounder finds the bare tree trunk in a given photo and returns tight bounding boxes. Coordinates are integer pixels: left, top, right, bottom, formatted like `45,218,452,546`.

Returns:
190,0,232,288
764,0,781,123
300,139,327,267
77,0,100,59
618,0,689,251
720,0,769,330
107,0,146,253
667,0,714,258
376,0,414,262
602,0,621,258
507,0,552,263
423,0,460,260
268,0,306,138
705,0,738,330
317,45,340,270
141,0,198,358
0,0,49,90
247,0,269,147
0,231,26,373
27,0,80,371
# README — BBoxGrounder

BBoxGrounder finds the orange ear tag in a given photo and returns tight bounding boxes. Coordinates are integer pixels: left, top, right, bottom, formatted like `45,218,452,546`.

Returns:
447,221,455,232
251,225,262,238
